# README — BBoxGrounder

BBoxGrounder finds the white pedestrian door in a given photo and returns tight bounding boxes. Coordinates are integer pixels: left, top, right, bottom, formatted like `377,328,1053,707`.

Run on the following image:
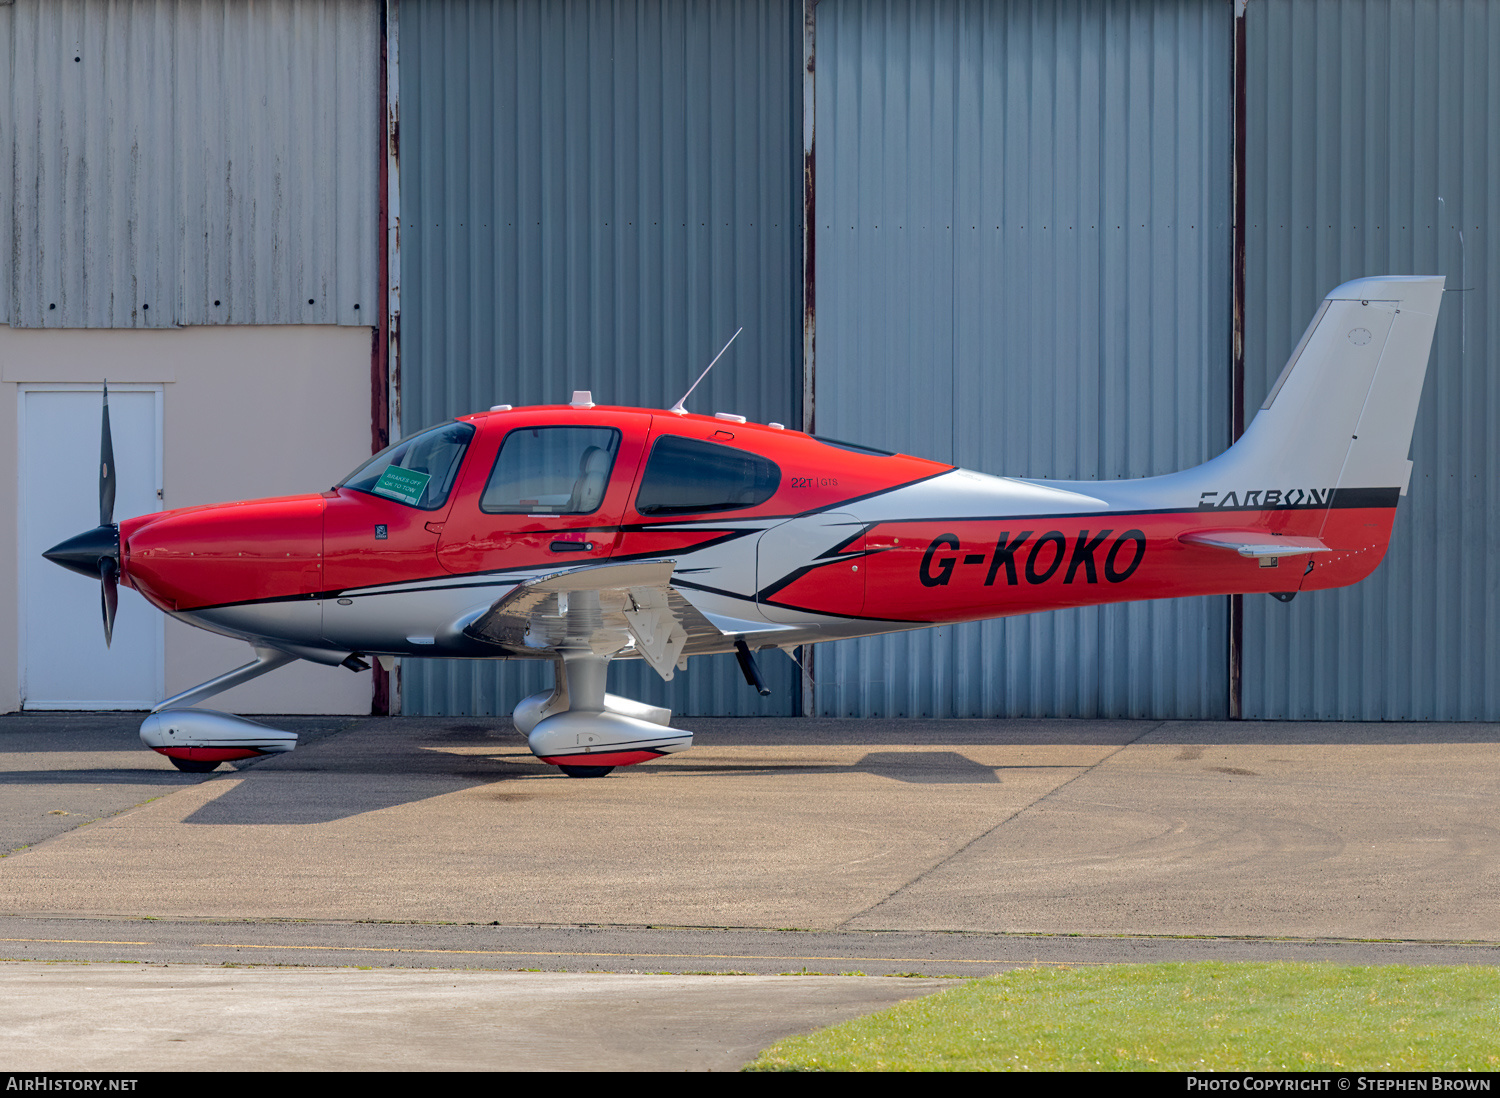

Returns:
19,386,164,708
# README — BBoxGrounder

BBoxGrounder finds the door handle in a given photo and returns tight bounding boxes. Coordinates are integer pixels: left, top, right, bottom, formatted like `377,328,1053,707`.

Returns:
550,540,594,553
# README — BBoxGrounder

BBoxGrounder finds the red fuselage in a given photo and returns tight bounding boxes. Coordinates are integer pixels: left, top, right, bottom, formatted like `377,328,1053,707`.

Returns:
117,405,1398,628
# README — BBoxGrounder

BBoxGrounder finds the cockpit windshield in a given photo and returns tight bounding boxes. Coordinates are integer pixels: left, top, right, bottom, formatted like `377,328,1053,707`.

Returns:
339,421,476,510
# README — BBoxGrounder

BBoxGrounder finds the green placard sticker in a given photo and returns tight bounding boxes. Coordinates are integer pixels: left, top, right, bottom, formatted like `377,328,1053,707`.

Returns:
372,465,431,506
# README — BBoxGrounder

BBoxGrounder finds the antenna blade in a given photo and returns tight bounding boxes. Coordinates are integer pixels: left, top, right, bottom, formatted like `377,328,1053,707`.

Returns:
669,327,743,415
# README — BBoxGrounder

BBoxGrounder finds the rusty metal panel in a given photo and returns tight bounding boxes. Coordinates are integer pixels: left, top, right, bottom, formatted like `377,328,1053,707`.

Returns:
0,0,12,325
398,0,802,717
810,0,1233,718
1241,0,1500,719
1,0,378,328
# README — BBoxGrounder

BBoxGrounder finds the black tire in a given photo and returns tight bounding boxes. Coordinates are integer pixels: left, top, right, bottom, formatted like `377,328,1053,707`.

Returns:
558,765,615,778
169,757,220,773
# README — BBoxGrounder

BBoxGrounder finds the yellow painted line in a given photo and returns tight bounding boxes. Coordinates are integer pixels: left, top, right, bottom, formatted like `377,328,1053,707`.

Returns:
0,937,153,945
0,936,1094,968
199,943,1081,965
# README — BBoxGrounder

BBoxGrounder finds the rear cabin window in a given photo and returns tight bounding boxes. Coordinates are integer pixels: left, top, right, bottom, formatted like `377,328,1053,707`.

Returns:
340,421,475,510
634,435,780,516
481,426,622,514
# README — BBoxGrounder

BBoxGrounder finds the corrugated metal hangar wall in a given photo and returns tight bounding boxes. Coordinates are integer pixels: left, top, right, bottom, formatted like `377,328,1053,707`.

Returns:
397,0,804,715
810,0,1232,717
395,0,1498,720
1240,0,1500,719
0,0,382,718
0,0,378,328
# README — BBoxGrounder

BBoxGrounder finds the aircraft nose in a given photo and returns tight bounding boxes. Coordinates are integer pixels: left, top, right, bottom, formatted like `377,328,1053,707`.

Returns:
43,524,120,579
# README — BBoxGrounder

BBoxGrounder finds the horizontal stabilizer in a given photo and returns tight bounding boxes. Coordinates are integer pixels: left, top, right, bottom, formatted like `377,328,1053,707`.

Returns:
1180,530,1330,558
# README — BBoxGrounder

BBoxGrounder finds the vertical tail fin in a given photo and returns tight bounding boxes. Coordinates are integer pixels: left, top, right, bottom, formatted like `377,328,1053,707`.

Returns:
1212,276,1444,497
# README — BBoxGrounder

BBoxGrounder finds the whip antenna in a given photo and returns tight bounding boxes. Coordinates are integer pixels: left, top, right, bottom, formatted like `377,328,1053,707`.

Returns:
669,327,743,415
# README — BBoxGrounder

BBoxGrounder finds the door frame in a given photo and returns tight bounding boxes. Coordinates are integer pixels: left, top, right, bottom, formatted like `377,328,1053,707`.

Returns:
17,382,165,709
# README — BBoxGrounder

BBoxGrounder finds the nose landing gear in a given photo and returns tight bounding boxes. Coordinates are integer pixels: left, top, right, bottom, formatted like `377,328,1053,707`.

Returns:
137,647,301,772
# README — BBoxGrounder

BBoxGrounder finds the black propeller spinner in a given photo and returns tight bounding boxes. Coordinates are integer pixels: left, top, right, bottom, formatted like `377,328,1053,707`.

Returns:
41,383,122,646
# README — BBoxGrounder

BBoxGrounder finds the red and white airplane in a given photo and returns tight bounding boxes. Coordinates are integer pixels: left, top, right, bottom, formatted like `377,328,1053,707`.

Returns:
45,276,1444,776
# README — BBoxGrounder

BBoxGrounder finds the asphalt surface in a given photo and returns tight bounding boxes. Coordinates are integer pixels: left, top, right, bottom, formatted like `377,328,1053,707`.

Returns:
2,710,1497,1070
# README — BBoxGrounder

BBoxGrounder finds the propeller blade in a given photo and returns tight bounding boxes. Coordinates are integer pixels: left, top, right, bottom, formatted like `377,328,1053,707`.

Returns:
99,382,116,528
100,556,119,648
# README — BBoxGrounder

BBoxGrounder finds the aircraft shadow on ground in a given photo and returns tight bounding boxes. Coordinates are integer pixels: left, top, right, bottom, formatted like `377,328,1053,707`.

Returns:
0,769,211,786
19,716,1500,827
176,734,1015,825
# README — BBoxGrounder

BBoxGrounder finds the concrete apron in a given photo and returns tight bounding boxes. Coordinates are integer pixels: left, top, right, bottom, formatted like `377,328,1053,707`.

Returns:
2,713,1497,1070
2,715,1495,940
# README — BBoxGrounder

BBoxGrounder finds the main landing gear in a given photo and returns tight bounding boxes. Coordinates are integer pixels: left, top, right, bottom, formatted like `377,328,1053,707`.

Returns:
512,649,692,778
136,631,735,779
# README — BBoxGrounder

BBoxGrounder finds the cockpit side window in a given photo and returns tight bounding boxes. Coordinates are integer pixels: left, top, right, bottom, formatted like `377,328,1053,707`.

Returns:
340,421,476,510
480,426,622,514
634,435,780,516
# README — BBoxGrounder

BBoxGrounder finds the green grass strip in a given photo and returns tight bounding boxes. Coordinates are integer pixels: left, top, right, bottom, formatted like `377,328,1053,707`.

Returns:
745,962,1500,1072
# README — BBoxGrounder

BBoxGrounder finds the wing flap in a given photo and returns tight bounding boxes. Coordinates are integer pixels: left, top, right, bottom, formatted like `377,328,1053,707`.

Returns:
461,558,725,679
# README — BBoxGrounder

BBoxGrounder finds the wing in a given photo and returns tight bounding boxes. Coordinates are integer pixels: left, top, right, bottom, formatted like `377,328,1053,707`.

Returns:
461,558,726,680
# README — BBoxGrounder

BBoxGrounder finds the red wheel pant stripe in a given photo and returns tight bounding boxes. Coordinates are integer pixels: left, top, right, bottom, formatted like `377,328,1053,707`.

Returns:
537,750,665,768
153,746,267,763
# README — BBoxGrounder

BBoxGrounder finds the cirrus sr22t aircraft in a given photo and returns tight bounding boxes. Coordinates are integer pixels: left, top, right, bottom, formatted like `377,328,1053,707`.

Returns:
45,276,1444,776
